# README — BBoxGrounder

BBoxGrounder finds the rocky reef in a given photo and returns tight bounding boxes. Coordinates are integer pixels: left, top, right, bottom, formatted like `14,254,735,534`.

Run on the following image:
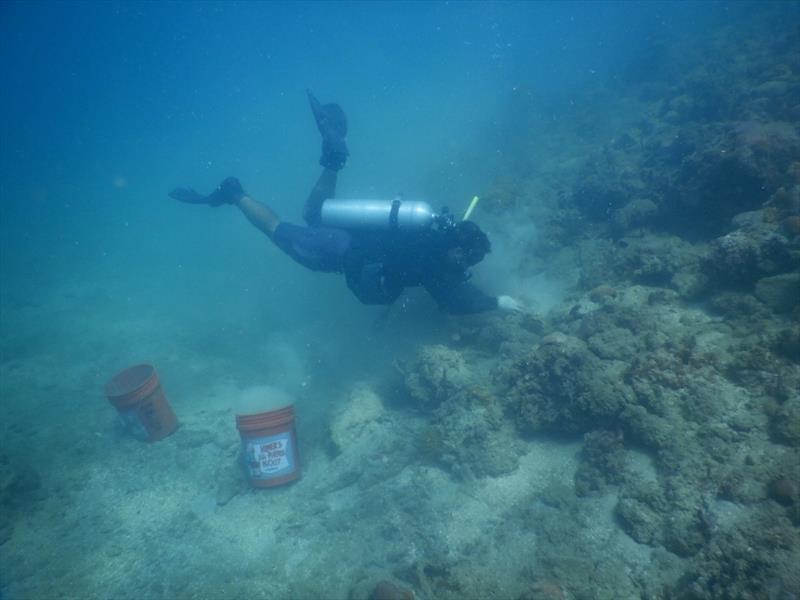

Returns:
381,7,800,598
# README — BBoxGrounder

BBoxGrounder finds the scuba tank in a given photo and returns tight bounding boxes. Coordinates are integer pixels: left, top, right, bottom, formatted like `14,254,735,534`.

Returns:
320,197,447,231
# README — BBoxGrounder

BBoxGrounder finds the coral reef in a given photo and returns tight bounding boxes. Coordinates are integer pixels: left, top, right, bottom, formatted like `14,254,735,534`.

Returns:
703,221,798,290
671,514,798,599
398,345,474,410
495,334,634,434
463,12,800,594
574,429,627,496
399,345,521,478
347,16,800,593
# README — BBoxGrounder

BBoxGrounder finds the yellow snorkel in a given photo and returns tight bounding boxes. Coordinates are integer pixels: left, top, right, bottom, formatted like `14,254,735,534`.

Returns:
462,195,480,221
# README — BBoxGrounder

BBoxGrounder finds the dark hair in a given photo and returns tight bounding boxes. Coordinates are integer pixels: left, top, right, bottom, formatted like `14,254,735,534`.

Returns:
449,221,491,264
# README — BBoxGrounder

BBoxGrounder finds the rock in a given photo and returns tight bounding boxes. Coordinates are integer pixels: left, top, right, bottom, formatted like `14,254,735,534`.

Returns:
771,185,800,213
501,336,634,434
768,396,800,446
767,478,797,506
705,227,796,288
708,291,768,320
330,382,385,453
662,511,708,557
671,270,709,299
421,395,521,479
615,484,665,545
619,405,673,450
587,326,640,361
665,151,768,239
401,345,473,408
589,284,618,303
611,198,658,233
574,429,626,496
466,426,521,477
754,272,800,313
731,210,765,230
671,520,788,597
539,331,568,347
782,215,800,236
773,323,800,361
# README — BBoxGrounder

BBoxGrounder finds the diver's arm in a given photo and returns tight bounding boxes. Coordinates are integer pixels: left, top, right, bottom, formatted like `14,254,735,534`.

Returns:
425,281,499,315
302,168,338,227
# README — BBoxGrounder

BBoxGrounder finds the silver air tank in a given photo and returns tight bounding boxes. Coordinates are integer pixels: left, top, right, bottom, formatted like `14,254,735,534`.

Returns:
320,198,436,230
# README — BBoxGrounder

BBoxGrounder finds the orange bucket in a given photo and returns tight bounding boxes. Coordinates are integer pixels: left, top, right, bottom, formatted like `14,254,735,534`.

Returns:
105,364,178,442
236,405,300,487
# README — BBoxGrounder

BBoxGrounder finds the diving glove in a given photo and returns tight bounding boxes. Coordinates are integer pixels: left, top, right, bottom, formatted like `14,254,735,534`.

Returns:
169,177,245,207
307,89,349,171
498,295,524,312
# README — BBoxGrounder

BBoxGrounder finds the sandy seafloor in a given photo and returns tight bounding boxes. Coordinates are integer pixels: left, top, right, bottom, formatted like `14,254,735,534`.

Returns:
2,3,800,600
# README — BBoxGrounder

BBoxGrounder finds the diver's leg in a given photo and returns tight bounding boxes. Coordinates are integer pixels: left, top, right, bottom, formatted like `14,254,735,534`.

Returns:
170,177,281,237
302,168,338,226
169,177,351,272
236,195,280,237
235,195,351,273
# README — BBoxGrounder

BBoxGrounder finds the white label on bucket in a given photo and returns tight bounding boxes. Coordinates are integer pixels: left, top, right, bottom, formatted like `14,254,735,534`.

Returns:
244,432,295,479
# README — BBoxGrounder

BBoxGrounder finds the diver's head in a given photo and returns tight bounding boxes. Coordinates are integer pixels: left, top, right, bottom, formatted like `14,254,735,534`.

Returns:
445,220,491,268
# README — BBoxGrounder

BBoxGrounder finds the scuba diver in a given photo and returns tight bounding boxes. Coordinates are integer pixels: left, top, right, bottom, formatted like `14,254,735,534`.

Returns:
169,91,523,315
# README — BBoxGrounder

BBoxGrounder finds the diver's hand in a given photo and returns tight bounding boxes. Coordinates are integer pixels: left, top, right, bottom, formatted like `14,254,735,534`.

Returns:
498,295,524,312
168,177,245,207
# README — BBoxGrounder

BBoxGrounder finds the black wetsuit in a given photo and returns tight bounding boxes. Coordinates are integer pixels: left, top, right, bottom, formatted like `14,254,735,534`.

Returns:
343,228,497,313
271,170,497,315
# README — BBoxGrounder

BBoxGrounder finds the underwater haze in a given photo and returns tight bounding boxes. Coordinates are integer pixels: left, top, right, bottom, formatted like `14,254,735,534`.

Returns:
2,1,800,599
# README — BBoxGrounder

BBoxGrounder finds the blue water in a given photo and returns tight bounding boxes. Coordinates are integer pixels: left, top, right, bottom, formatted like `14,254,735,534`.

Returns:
2,2,798,599
0,0,741,358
